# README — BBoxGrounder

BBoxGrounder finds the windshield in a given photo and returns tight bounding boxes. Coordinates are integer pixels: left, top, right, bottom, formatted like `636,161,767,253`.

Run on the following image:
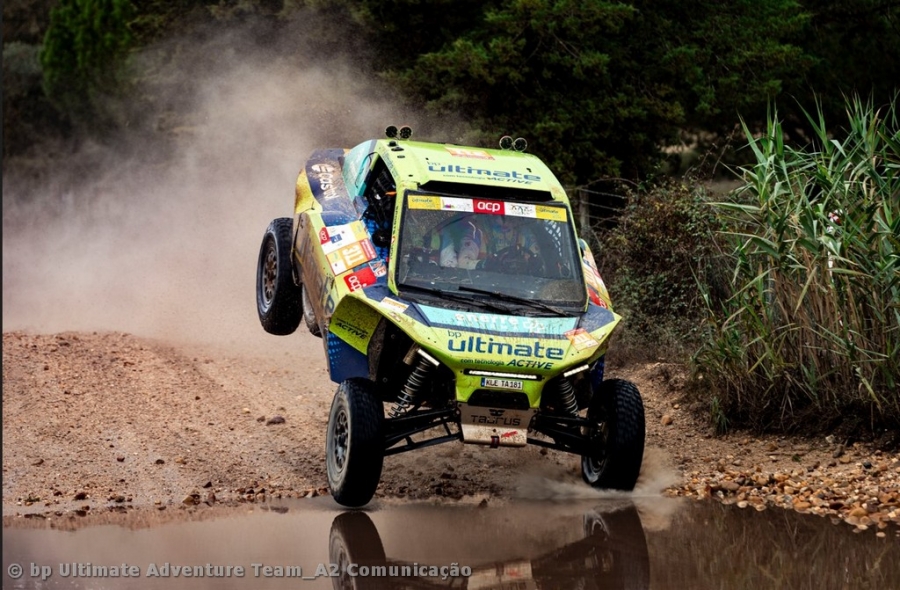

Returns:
396,193,587,313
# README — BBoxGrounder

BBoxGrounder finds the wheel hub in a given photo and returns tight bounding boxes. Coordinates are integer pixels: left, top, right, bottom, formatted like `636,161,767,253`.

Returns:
332,410,349,471
262,245,277,305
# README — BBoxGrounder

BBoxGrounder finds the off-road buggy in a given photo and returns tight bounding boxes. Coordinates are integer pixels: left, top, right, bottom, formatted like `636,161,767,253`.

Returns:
256,127,645,507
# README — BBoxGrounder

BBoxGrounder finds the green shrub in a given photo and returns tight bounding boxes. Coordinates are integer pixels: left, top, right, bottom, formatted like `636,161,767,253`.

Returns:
596,178,727,362
693,96,900,433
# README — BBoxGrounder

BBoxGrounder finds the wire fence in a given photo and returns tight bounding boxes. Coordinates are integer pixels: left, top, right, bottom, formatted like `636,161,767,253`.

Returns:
564,185,629,251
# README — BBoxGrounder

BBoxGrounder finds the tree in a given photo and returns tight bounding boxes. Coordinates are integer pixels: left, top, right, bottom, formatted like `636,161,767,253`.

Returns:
40,0,135,128
347,0,810,184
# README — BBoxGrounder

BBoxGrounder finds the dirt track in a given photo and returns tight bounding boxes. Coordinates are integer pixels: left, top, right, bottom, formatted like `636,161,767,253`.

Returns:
1,329,580,516
4,328,899,537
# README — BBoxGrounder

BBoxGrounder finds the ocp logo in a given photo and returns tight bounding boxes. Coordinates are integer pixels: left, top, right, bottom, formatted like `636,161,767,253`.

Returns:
311,164,335,173
474,199,503,214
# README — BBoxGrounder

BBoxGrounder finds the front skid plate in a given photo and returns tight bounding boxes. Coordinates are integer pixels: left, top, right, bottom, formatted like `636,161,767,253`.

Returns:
458,405,536,447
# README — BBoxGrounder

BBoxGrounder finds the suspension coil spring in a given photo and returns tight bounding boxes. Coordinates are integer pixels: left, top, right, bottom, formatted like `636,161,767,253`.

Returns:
389,350,439,418
556,377,579,417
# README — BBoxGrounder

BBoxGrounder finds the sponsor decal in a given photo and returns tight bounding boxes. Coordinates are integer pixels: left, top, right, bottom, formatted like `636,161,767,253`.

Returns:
333,318,369,341
318,227,330,244
380,298,409,313
469,411,522,427
565,328,599,351
505,202,537,218
427,163,542,183
408,195,442,210
368,259,387,277
535,205,567,222
473,199,504,215
419,305,578,334
440,197,474,212
325,295,336,314
446,147,495,160
360,239,376,260
343,266,377,292
326,240,375,274
506,359,555,369
320,222,370,255
309,163,342,199
447,335,564,360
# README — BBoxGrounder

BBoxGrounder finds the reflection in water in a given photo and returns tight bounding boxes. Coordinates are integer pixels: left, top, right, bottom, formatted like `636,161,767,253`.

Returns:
3,496,897,590
328,503,651,590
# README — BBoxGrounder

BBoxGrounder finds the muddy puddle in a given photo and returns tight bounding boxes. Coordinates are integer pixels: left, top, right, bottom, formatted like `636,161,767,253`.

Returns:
3,494,898,590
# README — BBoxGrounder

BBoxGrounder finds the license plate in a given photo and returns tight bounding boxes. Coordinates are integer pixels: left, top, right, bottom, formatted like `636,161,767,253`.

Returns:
481,377,523,390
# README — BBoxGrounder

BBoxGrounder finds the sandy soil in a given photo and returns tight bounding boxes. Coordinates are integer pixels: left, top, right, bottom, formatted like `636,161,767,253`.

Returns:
3,329,898,537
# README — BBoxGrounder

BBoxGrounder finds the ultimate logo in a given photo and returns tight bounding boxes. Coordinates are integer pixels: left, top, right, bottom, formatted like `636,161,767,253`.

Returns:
427,163,541,183
447,336,564,360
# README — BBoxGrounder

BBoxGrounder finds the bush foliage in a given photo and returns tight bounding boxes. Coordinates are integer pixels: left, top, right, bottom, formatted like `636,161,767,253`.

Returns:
595,179,726,362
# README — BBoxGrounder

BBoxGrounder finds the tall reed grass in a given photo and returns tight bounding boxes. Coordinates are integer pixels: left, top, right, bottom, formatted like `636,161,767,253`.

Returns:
693,96,899,433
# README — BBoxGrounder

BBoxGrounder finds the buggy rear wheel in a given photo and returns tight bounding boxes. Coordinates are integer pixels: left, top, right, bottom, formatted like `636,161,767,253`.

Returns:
581,379,645,490
326,379,385,507
256,218,302,335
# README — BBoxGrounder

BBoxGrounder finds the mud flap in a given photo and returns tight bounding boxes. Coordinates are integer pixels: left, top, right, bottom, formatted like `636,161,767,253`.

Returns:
325,332,370,384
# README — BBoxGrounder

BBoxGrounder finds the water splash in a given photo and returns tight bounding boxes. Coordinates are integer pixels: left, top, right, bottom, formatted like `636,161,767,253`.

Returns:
514,446,680,500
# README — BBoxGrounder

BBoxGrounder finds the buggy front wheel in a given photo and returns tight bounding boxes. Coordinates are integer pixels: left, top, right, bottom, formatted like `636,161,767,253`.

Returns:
581,379,645,490
326,379,385,507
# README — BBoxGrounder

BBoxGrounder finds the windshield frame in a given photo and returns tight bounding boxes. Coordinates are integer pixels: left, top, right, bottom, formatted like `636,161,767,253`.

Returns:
392,189,588,315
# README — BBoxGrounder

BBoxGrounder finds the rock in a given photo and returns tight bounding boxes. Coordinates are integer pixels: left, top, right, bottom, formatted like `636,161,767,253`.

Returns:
182,494,198,505
31,458,44,466
116,456,125,462
154,459,165,465
73,491,87,500
266,415,286,426
661,414,673,426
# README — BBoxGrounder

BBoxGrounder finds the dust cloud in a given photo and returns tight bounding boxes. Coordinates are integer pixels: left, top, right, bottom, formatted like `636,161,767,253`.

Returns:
2,16,429,349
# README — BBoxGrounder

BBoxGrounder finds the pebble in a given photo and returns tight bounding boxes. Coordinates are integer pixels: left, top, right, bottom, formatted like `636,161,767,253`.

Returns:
668,444,900,533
